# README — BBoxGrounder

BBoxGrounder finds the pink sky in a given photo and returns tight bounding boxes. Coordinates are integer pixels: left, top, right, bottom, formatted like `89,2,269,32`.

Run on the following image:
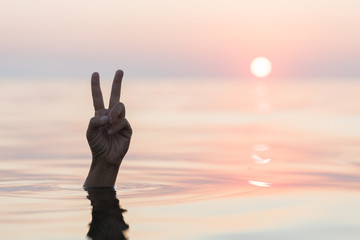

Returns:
1,0,360,78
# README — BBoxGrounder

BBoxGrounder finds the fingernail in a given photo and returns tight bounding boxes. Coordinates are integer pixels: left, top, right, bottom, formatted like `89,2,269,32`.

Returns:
107,129,113,135
109,116,113,124
100,116,108,123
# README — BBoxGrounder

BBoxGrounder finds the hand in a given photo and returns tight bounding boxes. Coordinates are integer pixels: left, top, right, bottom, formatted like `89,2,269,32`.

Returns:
84,70,132,188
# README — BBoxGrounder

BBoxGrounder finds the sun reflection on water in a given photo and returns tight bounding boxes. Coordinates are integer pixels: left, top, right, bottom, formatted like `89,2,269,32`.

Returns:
248,81,273,187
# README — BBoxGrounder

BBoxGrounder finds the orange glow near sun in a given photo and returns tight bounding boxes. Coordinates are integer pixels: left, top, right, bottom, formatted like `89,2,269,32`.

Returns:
250,57,272,78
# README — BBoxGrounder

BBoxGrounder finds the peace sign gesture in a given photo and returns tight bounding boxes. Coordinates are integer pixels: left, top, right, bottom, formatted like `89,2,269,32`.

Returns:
84,70,132,188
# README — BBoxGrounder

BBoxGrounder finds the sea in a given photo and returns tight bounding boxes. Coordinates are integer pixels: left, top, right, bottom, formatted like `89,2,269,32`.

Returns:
0,77,359,239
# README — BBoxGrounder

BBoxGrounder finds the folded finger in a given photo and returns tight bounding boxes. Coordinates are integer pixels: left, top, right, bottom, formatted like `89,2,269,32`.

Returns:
108,102,125,124
107,118,131,135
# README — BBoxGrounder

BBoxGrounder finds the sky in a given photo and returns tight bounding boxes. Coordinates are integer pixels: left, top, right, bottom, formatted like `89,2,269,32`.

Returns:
1,0,360,79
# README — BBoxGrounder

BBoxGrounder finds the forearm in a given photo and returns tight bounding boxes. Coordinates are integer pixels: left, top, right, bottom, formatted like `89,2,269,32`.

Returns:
84,158,120,188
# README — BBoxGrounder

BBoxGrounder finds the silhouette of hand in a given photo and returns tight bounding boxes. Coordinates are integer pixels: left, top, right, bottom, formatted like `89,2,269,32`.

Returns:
84,70,132,187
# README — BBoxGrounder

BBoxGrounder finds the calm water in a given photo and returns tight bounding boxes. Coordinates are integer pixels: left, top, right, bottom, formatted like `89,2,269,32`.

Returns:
0,77,359,239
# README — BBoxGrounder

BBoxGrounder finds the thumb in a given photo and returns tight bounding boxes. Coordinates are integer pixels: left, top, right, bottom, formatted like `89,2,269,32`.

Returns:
89,116,109,128
87,116,109,140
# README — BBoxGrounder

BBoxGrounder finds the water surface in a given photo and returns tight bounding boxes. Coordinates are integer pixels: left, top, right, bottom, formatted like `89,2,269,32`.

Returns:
0,78,359,239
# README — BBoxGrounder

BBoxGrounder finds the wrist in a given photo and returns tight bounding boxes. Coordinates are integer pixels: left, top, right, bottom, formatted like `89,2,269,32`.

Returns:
84,158,120,188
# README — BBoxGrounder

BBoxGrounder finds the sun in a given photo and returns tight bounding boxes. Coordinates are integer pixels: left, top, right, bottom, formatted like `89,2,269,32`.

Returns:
250,57,272,78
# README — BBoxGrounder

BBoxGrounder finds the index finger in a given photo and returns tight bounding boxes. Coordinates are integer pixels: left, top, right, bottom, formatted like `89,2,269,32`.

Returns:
91,72,105,111
108,70,123,108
